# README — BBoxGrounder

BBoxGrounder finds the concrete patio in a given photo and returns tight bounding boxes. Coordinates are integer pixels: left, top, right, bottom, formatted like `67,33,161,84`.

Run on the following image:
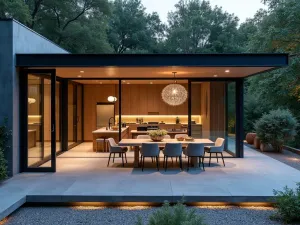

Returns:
1,145,300,220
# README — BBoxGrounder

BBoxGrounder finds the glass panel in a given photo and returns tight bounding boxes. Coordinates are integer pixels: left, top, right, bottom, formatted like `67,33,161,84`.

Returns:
68,83,76,146
191,81,234,157
77,85,82,142
56,81,61,152
27,75,52,167
191,82,202,138
120,80,188,139
226,82,236,155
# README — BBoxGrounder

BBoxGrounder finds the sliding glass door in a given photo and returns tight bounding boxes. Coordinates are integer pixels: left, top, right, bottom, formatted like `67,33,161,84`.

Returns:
23,70,57,172
67,81,83,149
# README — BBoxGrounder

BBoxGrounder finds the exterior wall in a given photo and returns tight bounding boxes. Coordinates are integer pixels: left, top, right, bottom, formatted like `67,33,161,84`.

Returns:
0,19,68,176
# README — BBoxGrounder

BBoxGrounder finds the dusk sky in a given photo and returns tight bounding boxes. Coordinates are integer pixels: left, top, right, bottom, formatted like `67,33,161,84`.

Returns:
141,0,267,24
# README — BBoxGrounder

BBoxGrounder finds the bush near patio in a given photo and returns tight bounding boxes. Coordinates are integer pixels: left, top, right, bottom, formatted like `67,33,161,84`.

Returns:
136,200,206,225
254,109,298,152
0,118,10,181
271,183,300,224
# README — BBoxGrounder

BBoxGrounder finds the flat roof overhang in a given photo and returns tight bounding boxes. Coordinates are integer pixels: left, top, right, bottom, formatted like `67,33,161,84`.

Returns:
16,53,289,79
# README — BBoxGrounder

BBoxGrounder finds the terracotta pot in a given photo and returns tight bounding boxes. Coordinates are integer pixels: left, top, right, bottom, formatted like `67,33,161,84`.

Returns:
151,136,164,142
246,133,256,144
254,137,261,149
260,143,274,152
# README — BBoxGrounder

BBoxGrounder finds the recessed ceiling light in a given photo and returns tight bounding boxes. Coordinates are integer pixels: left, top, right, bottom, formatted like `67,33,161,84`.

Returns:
100,82,102,84
77,75,82,78
213,74,218,77
80,71,84,73
225,70,230,73
127,82,130,84
150,82,153,84
122,80,126,83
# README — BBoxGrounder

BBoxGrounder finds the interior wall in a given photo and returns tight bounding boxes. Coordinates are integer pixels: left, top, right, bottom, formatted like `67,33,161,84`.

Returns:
210,82,226,141
84,84,119,141
121,84,190,115
200,83,210,138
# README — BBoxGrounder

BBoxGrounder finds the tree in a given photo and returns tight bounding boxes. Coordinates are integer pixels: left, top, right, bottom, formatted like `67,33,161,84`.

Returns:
165,0,240,53
0,0,30,23
107,0,165,53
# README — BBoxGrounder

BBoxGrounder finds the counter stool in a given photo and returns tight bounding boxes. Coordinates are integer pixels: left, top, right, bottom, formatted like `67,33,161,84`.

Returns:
96,138,108,152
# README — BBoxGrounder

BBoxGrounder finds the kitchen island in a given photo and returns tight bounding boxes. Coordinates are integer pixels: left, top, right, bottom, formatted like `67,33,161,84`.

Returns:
92,126,129,152
130,130,187,139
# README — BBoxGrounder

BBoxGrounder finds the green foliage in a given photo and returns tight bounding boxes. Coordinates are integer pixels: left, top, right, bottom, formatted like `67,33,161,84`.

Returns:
271,183,300,224
107,0,165,53
0,118,11,181
136,201,206,225
166,0,240,53
254,109,298,151
0,0,30,23
148,129,168,137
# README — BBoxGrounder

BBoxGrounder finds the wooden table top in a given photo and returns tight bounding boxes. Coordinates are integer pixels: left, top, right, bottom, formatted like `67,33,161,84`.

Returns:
118,138,214,146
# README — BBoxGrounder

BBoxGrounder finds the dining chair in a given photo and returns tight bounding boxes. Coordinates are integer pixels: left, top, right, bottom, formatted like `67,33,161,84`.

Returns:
183,143,205,171
174,134,189,158
140,143,160,171
205,138,225,166
107,138,128,167
163,143,183,171
137,135,154,162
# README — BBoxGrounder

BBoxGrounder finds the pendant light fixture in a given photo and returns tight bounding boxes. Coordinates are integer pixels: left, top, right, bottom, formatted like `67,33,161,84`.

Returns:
161,72,187,106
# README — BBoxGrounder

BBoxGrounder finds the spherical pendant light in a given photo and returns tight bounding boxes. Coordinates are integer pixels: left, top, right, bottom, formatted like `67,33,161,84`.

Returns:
161,72,187,106
108,96,117,102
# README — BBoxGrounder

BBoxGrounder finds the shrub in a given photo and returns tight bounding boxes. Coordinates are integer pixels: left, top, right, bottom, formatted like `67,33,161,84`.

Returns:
271,183,300,223
136,200,206,225
0,118,10,181
254,109,298,152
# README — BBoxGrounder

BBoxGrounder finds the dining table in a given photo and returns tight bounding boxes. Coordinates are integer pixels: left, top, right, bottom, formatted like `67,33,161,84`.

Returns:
118,138,214,168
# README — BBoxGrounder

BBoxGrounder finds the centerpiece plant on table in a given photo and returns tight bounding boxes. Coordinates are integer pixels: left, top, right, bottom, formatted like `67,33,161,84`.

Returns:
148,129,168,141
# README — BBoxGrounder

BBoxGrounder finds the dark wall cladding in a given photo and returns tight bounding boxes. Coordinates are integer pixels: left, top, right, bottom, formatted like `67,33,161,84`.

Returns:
0,19,68,176
16,53,289,67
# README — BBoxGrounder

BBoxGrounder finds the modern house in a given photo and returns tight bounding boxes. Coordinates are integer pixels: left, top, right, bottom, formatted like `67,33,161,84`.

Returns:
0,19,289,176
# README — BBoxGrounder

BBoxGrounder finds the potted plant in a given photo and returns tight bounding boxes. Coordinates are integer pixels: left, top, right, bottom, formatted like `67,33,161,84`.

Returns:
148,129,168,141
254,109,298,152
246,132,256,144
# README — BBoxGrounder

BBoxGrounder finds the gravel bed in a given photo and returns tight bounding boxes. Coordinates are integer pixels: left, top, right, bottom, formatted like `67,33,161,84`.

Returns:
1,206,281,225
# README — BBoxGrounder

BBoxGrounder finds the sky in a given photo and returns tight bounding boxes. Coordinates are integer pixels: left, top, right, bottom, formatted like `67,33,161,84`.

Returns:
141,0,267,24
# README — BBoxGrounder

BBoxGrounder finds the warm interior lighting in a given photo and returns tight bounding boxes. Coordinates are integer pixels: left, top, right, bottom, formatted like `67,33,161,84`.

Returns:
213,74,218,77
225,70,230,73
28,98,36,104
80,71,84,73
78,75,82,77
107,96,117,102
162,72,188,106
115,115,201,124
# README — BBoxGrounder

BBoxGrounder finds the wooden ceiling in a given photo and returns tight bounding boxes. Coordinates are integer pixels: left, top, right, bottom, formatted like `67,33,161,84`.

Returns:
55,66,273,79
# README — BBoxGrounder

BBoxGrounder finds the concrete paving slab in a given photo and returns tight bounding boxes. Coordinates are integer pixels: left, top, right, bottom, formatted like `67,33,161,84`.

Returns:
1,144,300,221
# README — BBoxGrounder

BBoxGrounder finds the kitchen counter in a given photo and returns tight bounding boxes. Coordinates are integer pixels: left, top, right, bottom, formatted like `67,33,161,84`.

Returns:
130,129,187,139
92,126,129,152
92,126,129,134
131,130,187,134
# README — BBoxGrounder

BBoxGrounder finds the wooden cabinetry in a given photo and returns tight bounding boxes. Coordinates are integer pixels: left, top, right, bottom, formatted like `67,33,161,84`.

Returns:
120,84,199,115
